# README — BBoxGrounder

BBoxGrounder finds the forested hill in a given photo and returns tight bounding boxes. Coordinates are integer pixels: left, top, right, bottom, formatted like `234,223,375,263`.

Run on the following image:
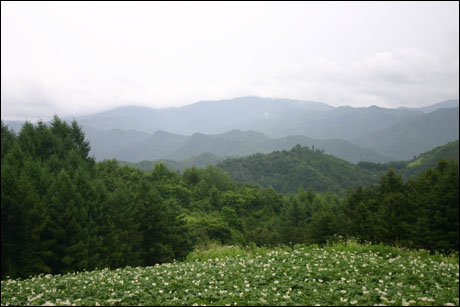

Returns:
358,140,459,179
1,118,458,281
217,145,376,194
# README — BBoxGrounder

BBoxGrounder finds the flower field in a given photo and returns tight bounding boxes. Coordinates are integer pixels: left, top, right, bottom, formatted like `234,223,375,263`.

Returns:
1,242,459,306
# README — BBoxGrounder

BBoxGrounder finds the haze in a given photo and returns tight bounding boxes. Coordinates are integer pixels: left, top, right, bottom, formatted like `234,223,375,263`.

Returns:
1,1,459,120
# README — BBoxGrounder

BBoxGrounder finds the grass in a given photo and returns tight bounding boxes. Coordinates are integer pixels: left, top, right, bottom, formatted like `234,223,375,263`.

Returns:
2,241,459,306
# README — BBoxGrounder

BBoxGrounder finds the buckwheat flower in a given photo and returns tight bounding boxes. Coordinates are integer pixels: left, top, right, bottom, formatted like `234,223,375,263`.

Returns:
340,290,347,294
350,300,357,304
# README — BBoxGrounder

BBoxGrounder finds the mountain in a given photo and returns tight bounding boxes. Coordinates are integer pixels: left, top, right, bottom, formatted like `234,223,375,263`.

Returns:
403,140,459,177
74,96,335,135
399,99,459,113
353,108,459,160
3,97,457,164
357,140,459,179
254,105,425,139
216,145,377,195
119,152,226,172
85,128,392,164
73,96,428,139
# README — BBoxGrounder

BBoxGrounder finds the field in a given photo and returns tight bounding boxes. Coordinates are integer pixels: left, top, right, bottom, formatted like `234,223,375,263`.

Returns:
1,241,459,306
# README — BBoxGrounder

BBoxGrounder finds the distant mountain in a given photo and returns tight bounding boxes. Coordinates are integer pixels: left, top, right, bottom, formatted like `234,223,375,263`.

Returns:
119,152,226,173
85,128,393,164
357,140,459,179
399,99,459,113
73,96,427,139
216,145,377,195
74,96,335,135
3,97,457,164
353,108,459,160
255,105,425,139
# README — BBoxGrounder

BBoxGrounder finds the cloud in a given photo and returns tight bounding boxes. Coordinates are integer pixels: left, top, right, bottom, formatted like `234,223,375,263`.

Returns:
260,48,459,108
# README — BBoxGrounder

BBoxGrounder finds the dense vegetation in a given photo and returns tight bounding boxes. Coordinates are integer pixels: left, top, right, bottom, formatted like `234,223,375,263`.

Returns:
358,140,459,179
2,242,458,306
1,118,458,282
217,145,378,195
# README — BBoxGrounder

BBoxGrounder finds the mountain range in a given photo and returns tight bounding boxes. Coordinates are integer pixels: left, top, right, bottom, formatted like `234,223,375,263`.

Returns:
216,140,459,195
3,96,459,163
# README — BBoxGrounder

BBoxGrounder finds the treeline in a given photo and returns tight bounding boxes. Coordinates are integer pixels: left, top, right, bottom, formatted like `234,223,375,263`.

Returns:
1,118,458,280
1,118,192,279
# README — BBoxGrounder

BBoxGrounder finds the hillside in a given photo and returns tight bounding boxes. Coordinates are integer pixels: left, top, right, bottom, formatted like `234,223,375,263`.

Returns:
357,140,459,178
4,98,458,164
83,128,393,164
119,152,226,172
217,145,377,194
399,99,460,113
354,108,459,160
74,96,335,135
2,243,458,306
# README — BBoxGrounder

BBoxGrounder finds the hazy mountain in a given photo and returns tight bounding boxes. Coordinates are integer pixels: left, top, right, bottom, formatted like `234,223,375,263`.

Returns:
72,97,430,140
399,99,459,113
75,96,334,135
119,152,226,173
85,128,393,163
252,105,426,139
82,126,152,161
353,108,459,160
3,97,457,164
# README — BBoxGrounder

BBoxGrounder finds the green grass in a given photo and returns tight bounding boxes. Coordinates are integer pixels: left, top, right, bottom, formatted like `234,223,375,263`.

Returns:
408,157,423,168
2,241,459,306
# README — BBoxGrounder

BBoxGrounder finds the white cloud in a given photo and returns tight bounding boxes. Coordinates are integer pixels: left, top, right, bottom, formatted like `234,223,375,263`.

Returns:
1,2,459,120
258,48,459,108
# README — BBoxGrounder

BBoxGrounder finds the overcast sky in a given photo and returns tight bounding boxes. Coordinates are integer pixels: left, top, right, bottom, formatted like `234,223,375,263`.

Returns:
1,1,459,120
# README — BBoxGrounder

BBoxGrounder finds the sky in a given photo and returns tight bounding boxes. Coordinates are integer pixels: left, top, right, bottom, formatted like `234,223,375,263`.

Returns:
1,1,459,120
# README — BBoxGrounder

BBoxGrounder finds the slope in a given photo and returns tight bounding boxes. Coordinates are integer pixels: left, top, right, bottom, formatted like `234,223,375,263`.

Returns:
353,108,459,160
217,145,377,194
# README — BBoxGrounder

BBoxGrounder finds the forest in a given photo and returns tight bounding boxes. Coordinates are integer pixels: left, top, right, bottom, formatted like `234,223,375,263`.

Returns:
1,117,459,280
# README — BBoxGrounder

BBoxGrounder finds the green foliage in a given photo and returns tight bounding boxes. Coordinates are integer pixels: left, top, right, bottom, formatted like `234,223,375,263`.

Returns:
218,144,377,195
1,118,458,283
357,140,459,179
344,160,459,252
